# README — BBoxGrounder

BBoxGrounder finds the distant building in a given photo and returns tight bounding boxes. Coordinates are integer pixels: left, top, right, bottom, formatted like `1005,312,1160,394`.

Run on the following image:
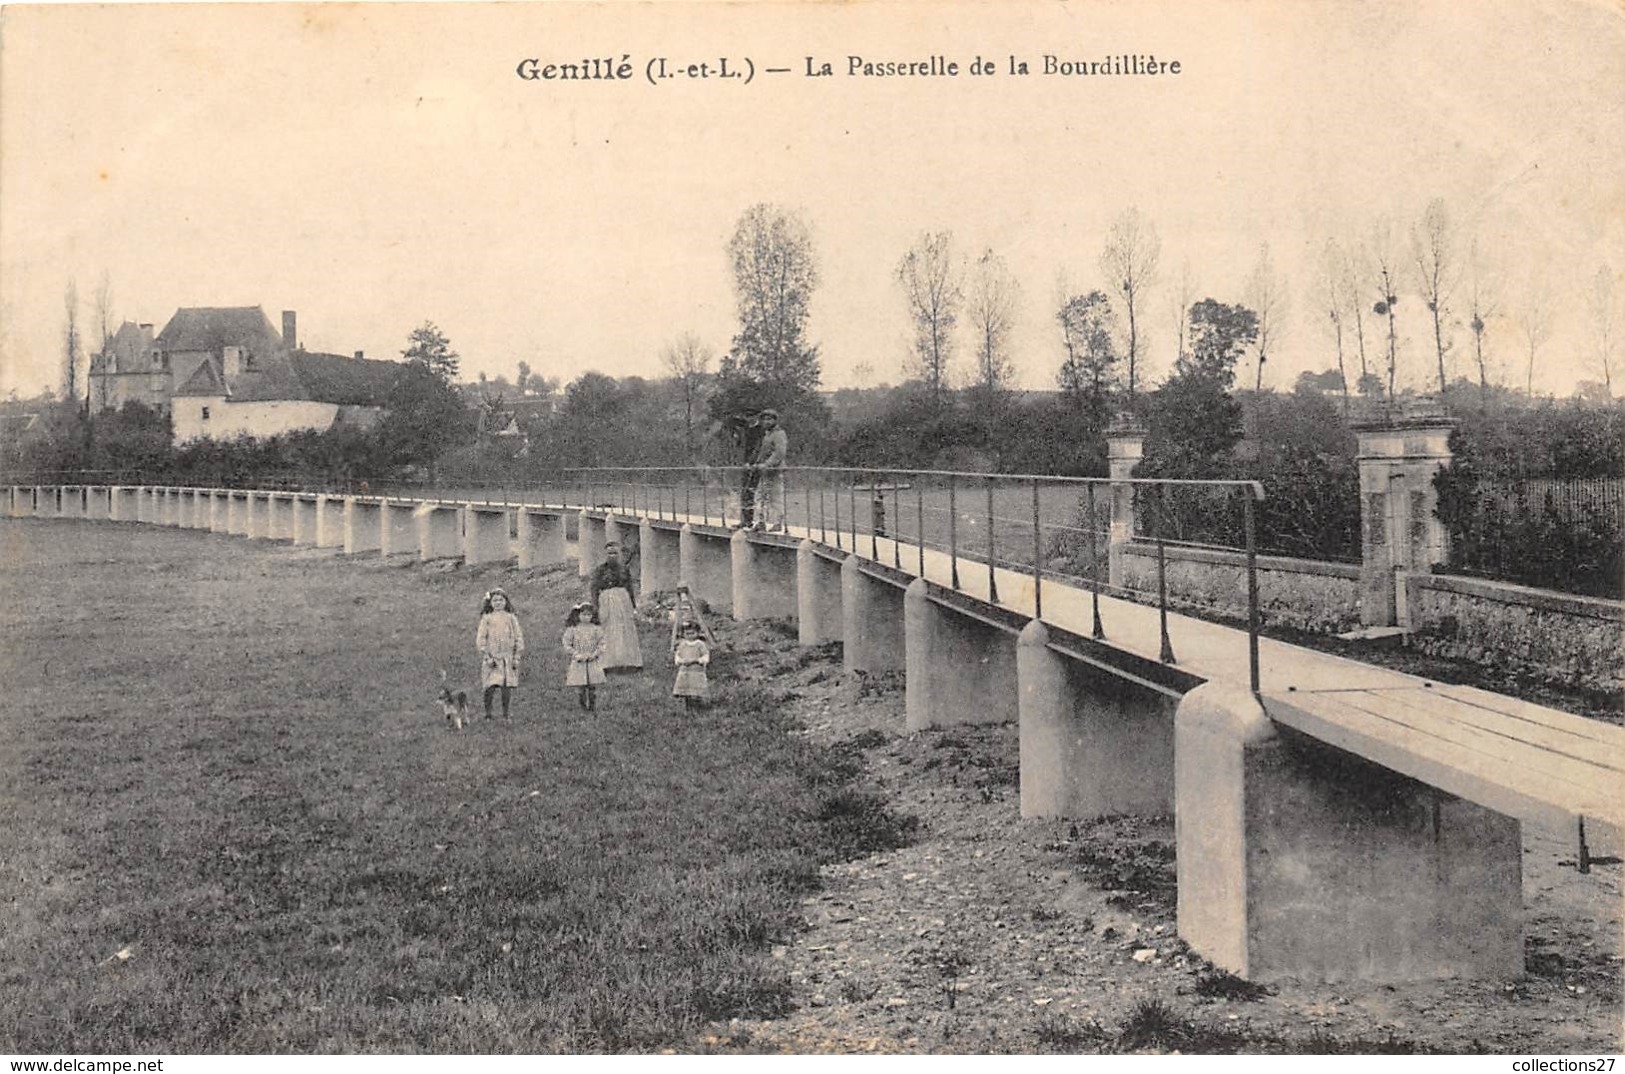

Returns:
87,321,164,412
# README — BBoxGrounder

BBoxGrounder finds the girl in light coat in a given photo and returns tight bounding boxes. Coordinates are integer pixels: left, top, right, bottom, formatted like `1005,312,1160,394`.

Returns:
476,588,525,721
562,602,606,710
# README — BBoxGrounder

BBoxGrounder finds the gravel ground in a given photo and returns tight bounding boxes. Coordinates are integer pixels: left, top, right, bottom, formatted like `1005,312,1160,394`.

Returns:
690,616,1624,1055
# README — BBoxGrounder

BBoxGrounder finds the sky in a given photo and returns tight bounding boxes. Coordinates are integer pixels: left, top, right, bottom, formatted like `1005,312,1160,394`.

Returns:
1,0,1621,400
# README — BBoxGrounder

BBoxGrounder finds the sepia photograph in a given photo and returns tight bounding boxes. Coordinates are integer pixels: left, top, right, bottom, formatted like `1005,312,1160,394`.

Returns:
1,0,1621,1058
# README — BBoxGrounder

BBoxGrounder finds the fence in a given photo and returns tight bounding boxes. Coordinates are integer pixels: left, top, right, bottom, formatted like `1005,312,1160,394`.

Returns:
1438,475,1625,599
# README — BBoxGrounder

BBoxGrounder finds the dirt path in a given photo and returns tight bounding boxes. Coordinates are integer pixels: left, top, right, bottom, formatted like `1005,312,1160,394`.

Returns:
698,618,1624,1055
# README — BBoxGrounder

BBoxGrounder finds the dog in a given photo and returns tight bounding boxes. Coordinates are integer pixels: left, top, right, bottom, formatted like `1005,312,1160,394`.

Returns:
437,673,469,731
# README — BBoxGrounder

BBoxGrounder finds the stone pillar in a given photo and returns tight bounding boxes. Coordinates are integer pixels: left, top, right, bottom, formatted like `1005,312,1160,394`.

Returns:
244,492,270,538
267,494,294,540
731,530,798,621
639,519,679,594
111,487,138,521
1016,620,1177,819
1105,418,1145,591
841,555,905,675
679,524,732,616
292,496,319,545
604,514,627,555
188,489,207,529
517,509,568,568
380,500,418,556
904,578,1019,731
1175,682,1522,982
417,503,462,561
797,540,843,646
204,490,223,532
579,509,607,578
344,497,382,554
1353,403,1456,627
464,504,512,564
85,486,111,521
315,495,346,548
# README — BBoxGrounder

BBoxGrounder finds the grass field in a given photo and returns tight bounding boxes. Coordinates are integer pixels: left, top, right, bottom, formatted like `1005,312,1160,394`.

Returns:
0,520,914,1053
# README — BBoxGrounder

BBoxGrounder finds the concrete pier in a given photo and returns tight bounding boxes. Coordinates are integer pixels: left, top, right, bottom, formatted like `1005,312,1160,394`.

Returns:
380,501,418,556
35,486,52,519
344,497,383,554
225,492,247,536
1017,620,1177,819
798,542,845,646
292,496,320,546
679,524,732,616
186,489,207,529
517,509,568,568
246,492,273,538
639,519,680,595
1174,682,1523,982
903,579,1019,731
579,510,606,578
164,489,184,526
417,503,462,561
732,531,799,621
111,487,138,521
315,495,346,548
59,486,82,519
85,486,111,521
205,490,226,532
841,556,906,675
464,504,512,564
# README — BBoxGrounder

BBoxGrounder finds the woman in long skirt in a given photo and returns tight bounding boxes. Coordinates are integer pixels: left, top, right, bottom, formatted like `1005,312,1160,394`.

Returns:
591,542,643,670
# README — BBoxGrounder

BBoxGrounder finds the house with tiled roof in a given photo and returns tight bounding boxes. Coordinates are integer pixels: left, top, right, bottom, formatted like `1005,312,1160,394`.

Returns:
88,321,166,412
166,308,403,443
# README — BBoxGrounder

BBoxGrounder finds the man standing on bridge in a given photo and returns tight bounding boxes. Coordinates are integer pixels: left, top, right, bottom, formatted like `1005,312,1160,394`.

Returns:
750,408,788,532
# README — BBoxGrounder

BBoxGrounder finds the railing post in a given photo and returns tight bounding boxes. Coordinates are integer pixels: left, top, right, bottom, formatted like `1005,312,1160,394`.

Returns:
917,481,925,577
948,473,960,590
820,481,828,545
1245,488,1261,698
890,478,901,568
850,478,858,555
1031,477,1043,620
1087,482,1104,639
832,478,841,550
986,478,999,604
1156,483,1175,664
870,475,879,560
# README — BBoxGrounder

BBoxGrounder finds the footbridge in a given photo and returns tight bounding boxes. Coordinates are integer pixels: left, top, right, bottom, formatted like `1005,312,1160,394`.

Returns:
7,468,1621,984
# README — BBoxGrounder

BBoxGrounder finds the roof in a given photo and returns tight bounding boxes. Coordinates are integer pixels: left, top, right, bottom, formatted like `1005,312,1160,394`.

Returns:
285,352,401,406
172,358,228,397
155,307,283,354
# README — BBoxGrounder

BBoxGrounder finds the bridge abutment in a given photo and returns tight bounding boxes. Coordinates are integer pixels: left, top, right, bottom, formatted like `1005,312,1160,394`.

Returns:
905,579,1018,730
797,541,843,646
1017,620,1177,818
842,556,905,675
1174,682,1523,982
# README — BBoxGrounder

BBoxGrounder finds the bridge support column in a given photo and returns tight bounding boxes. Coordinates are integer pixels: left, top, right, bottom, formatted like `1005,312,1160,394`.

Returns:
190,489,209,529
797,540,843,646
380,500,418,556
842,556,904,675
344,498,382,554
579,510,606,578
518,509,568,568
86,486,111,521
1105,418,1144,591
203,490,223,532
110,487,138,521
246,492,273,538
905,579,1018,730
292,496,319,545
464,505,512,564
732,531,798,621
1174,682,1522,983
1017,620,1176,818
269,494,296,540
680,524,732,616
417,503,462,561
314,495,345,548
639,519,679,594
1354,404,1456,627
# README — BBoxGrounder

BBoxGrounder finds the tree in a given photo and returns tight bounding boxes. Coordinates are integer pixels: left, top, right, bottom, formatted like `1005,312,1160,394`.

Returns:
1244,243,1289,393
661,331,714,458
1411,198,1457,395
1465,240,1500,405
1334,241,1372,391
402,321,460,381
896,230,962,403
515,360,533,395
1057,290,1119,422
1515,285,1555,397
1317,239,1351,415
1586,265,1615,398
61,279,82,406
1166,258,1196,375
1181,298,1258,389
1099,207,1161,398
965,248,1020,394
722,203,822,395
1140,299,1256,481
1366,220,1405,401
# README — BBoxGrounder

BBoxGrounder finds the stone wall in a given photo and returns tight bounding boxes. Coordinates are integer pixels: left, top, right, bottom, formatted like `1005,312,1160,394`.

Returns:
1119,543,1362,634
1404,573,1624,694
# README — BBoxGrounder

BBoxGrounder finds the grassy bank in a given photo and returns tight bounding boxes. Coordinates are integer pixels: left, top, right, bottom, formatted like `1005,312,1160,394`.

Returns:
0,520,913,1052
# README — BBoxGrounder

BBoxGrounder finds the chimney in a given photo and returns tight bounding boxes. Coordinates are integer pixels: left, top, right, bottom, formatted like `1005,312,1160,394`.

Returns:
354,350,364,360
282,310,297,350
